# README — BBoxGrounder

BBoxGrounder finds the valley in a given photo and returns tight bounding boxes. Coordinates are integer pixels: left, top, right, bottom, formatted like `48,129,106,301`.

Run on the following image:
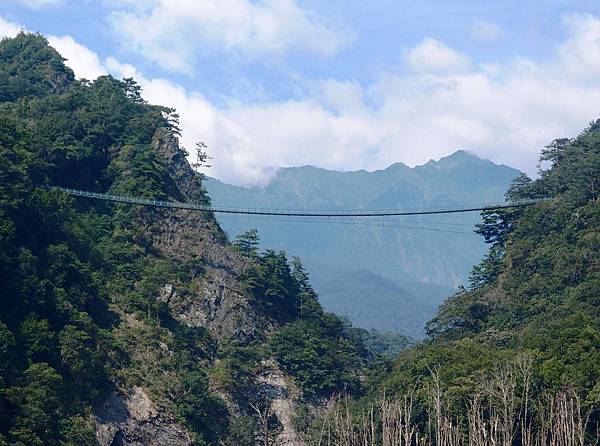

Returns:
206,153,519,337
0,33,599,446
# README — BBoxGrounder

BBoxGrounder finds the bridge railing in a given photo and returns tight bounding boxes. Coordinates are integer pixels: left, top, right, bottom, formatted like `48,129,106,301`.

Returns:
45,186,553,217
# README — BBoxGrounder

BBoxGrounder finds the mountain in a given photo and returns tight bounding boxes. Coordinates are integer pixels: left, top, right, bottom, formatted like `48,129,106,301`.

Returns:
205,153,520,337
0,34,371,446
3,32,600,446
330,120,600,446
308,267,451,336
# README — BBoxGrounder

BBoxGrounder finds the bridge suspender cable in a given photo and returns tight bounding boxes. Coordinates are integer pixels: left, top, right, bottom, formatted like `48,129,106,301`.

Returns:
48,186,550,217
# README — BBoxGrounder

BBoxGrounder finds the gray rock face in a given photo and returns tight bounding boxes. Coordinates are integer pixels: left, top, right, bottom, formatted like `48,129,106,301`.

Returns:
141,130,268,344
152,131,211,205
256,360,304,446
94,130,304,445
95,387,193,446
141,204,264,344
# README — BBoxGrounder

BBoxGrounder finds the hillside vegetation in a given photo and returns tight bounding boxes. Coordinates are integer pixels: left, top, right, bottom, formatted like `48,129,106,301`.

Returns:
307,121,600,445
0,33,372,445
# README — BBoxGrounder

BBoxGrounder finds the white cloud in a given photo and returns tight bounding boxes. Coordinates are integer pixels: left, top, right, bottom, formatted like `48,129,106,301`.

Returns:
17,0,62,9
406,38,472,74
47,35,107,80
194,15,600,185
28,14,600,187
107,0,349,73
317,79,367,115
558,13,600,81
105,56,137,79
471,20,503,43
0,16,22,38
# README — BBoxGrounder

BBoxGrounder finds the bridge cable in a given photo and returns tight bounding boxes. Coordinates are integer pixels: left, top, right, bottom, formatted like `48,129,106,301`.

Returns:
48,186,551,218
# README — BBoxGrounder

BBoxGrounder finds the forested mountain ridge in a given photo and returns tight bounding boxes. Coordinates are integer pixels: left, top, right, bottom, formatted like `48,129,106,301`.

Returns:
2,32,600,446
416,122,600,390
205,153,520,337
316,121,600,444
0,33,373,445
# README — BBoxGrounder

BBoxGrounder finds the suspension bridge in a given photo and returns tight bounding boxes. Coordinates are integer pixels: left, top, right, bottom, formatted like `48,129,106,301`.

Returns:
49,186,550,218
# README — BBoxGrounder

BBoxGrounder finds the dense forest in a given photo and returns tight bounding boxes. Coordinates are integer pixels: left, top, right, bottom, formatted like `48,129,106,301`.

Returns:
304,122,600,444
0,33,599,445
0,33,376,445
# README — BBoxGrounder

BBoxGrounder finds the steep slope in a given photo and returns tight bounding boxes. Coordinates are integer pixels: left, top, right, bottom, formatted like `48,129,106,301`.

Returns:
320,121,600,445
420,122,600,386
0,34,370,446
205,153,519,336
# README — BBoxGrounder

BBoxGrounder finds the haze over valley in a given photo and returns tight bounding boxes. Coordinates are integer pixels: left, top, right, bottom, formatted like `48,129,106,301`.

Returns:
2,2,600,445
206,151,520,337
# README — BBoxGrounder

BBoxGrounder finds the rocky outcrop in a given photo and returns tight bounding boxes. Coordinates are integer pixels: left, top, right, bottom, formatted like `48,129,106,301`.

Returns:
94,130,304,445
256,361,305,446
152,130,211,206
157,273,260,344
140,203,266,344
139,131,269,344
95,387,193,446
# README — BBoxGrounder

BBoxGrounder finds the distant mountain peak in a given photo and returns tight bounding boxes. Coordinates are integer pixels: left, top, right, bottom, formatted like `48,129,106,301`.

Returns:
416,150,513,174
426,150,483,165
276,152,486,176
446,149,479,159
383,161,410,171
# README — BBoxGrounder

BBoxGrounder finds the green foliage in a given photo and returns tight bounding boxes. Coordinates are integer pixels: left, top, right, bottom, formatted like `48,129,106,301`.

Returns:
0,33,225,444
58,324,107,400
425,288,493,339
211,345,263,396
0,33,74,101
108,144,174,199
469,173,540,289
171,369,229,444
223,416,256,446
374,120,600,433
269,315,366,398
244,249,304,322
240,247,368,399
538,125,600,205
7,363,65,446
233,228,260,257
291,256,322,319
468,245,504,288
360,329,412,359
0,323,14,374
57,416,96,446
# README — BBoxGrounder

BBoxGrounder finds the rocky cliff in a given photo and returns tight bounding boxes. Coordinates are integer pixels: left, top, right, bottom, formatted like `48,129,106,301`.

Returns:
93,131,309,445
0,34,367,446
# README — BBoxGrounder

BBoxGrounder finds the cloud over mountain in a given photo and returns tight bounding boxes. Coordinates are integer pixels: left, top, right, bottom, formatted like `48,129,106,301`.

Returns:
108,0,349,73
2,11,600,186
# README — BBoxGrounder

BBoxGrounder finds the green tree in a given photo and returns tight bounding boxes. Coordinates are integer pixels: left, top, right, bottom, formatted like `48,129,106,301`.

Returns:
245,250,302,322
291,257,320,319
269,315,364,398
0,33,74,101
234,229,260,257
8,363,64,446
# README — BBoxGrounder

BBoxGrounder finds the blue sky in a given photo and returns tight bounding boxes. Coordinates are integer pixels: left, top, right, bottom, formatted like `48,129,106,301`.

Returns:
2,0,600,185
